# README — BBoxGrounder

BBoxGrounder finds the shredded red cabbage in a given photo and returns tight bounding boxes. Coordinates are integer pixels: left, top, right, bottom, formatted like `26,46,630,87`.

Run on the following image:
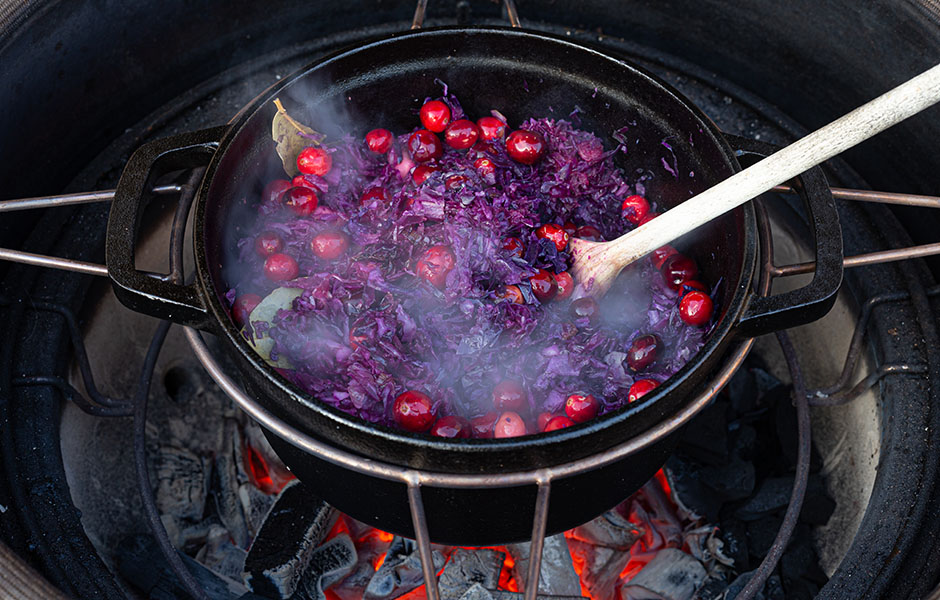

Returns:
226,94,714,435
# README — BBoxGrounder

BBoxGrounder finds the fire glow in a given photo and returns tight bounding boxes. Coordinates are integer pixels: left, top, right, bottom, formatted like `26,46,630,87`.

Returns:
290,468,721,600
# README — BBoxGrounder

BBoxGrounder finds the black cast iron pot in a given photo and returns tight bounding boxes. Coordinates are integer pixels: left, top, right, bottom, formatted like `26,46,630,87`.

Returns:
106,27,842,545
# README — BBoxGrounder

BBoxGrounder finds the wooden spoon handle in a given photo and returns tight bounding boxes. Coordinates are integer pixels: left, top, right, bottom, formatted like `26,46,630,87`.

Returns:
605,62,940,268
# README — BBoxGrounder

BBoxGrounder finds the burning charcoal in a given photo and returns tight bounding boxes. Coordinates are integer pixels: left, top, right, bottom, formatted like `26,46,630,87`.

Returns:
244,481,338,599
664,455,722,522
569,508,642,550
459,583,585,600
718,519,749,571
700,456,755,502
566,538,628,600
364,536,445,600
437,548,504,599
117,533,251,600
460,583,497,600
216,422,251,548
682,526,734,571
330,527,394,600
294,533,357,600
507,534,581,596
200,524,249,582
239,481,277,538
620,548,706,600
154,446,210,521
678,401,728,466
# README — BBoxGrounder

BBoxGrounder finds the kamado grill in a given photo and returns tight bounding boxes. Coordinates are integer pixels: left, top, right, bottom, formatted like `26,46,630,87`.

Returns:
1,1,940,600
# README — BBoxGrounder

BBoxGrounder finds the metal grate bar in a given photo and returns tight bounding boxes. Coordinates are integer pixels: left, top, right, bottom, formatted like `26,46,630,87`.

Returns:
0,184,180,213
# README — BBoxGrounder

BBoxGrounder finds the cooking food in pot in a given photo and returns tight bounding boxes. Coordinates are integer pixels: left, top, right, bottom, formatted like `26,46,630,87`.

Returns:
224,92,715,436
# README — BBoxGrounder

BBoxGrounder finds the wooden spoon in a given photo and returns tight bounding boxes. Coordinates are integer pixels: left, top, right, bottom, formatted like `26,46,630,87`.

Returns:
569,62,940,298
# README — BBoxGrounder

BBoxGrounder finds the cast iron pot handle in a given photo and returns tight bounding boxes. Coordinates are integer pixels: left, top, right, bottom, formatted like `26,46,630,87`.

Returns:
726,134,844,337
106,127,225,331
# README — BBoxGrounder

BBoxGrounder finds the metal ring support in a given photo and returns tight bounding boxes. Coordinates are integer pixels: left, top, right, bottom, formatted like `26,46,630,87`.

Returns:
412,0,520,29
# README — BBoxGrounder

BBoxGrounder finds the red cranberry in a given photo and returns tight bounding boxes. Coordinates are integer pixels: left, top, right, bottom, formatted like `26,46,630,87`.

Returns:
263,179,292,203
407,129,443,162
493,411,527,438
529,269,558,302
477,116,507,140
554,271,574,300
283,186,318,216
430,415,471,438
679,291,714,326
570,297,600,324
661,254,699,290
536,412,554,431
470,412,499,438
297,147,332,176
575,225,604,242
506,130,546,165
419,100,451,133
650,245,678,269
412,164,439,185
544,416,576,432
445,175,468,190
232,293,263,326
416,245,456,289
360,187,389,206
638,211,660,226
264,253,299,282
628,379,659,403
254,231,284,257
311,231,349,260
365,128,394,153
562,221,577,236
492,380,527,411
621,195,650,225
496,285,524,304
393,390,435,432
535,224,569,251
679,280,708,299
474,157,496,176
565,393,599,423
627,334,661,371
502,237,524,258
444,119,480,150
292,175,314,189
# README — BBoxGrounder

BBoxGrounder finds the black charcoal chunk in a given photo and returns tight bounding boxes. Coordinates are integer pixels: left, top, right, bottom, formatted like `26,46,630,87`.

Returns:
719,519,749,571
294,534,357,600
507,534,581,597
438,548,504,599
701,457,755,502
727,366,758,415
620,548,706,600
734,477,793,521
244,481,338,599
694,575,729,600
731,425,758,462
664,455,722,522
678,401,728,465
117,534,249,600
364,536,445,600
799,477,836,525
726,571,784,600
746,516,783,560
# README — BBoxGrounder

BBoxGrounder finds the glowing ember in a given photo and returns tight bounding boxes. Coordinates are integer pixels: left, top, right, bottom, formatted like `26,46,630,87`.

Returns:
243,440,295,495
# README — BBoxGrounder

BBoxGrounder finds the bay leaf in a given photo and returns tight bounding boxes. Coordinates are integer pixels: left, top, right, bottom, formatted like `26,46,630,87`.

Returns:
271,98,325,177
241,286,304,369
